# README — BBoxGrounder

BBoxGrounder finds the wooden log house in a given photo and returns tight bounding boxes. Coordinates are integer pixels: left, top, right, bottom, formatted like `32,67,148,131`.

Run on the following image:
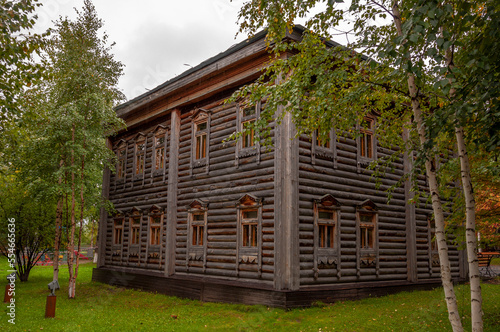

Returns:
92,26,467,308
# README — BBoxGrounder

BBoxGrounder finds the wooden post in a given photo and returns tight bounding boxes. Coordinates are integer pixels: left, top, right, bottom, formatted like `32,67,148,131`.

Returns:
403,128,417,282
45,295,56,318
97,138,112,268
165,109,180,276
4,284,13,303
274,103,300,291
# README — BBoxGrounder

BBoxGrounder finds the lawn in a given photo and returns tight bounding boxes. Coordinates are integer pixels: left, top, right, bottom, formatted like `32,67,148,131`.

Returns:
1,258,499,331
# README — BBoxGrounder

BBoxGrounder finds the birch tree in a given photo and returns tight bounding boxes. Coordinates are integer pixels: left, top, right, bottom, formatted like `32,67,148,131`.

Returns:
35,0,124,298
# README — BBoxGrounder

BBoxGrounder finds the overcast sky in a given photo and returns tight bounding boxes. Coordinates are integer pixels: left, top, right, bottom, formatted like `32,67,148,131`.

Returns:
33,0,338,102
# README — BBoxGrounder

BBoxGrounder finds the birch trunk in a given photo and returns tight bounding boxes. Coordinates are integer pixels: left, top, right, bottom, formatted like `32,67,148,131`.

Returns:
68,124,76,299
392,2,463,331
53,196,63,282
444,45,483,331
455,126,483,331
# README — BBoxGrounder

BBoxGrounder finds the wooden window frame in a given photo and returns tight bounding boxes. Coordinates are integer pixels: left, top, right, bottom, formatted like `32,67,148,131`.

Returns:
236,103,261,166
236,194,263,276
311,128,337,168
191,109,211,173
153,131,167,171
186,200,208,271
113,218,124,246
113,139,127,189
130,214,141,246
134,134,146,177
241,209,259,248
356,199,379,276
359,213,376,250
149,214,162,246
313,194,341,279
116,148,126,179
356,117,377,174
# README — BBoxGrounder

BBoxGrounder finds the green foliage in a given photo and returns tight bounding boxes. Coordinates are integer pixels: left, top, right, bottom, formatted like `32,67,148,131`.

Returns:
232,0,499,221
1,257,499,331
0,169,56,281
22,0,125,224
0,0,46,124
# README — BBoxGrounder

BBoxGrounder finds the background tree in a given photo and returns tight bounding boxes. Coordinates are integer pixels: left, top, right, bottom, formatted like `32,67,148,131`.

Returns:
0,0,46,126
22,0,124,298
0,169,55,281
44,0,124,298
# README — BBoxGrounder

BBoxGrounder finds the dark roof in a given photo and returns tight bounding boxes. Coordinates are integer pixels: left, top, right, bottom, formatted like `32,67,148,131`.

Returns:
115,25,367,112
115,28,270,112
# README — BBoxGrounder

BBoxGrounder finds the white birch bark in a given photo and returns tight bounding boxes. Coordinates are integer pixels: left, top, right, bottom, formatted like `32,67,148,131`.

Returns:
392,2,463,331
445,45,483,331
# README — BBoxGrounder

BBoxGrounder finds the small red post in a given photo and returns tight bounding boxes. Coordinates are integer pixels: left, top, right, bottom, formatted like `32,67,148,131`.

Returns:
45,295,56,318
4,284,13,303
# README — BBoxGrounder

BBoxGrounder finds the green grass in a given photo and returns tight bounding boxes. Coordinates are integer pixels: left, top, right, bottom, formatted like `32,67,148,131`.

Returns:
491,257,500,266
1,258,499,331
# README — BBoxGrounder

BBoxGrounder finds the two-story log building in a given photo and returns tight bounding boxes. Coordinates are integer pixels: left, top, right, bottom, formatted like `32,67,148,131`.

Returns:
92,26,466,308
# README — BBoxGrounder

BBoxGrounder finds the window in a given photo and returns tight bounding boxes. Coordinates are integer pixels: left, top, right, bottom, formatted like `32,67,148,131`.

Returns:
318,210,335,248
191,109,211,173
236,104,262,167
195,121,207,160
130,216,141,245
359,213,375,249
356,199,378,274
113,218,124,245
314,129,330,149
155,135,166,170
360,117,374,159
186,200,208,269
236,194,262,271
117,148,126,179
135,139,145,175
313,195,341,279
191,213,205,246
242,119,255,148
150,215,161,246
241,210,258,247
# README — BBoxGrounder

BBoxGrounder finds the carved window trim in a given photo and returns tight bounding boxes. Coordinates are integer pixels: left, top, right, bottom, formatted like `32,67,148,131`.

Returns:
146,205,164,268
127,207,142,265
149,208,163,247
356,116,377,172
311,128,337,168
115,139,127,181
152,125,168,177
313,194,341,279
191,109,211,174
235,194,263,276
113,218,124,246
236,102,261,166
133,132,147,179
111,210,125,263
186,199,208,271
129,209,142,247
356,199,379,277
